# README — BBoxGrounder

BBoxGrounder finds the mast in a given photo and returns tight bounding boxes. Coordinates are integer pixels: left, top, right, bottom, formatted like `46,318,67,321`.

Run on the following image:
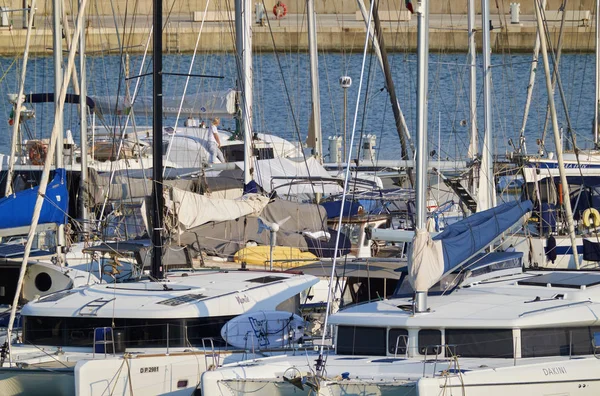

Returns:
53,0,66,264
236,0,254,183
535,0,580,269
5,1,36,196
151,0,164,279
53,0,63,167
414,0,429,313
467,0,477,160
307,0,322,163
594,0,600,148
477,0,495,212
356,0,413,155
372,0,413,180
79,0,88,233
518,0,546,155
5,0,88,364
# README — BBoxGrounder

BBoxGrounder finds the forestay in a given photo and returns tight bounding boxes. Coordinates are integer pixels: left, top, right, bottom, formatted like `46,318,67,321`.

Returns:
409,200,533,291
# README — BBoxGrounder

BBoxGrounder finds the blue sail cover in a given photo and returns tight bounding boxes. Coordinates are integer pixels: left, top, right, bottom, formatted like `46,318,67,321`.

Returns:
0,169,68,228
434,200,533,275
409,200,532,292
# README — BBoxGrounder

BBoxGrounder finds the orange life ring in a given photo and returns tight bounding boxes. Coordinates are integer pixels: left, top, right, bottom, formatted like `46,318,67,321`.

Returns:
273,1,287,19
28,141,47,165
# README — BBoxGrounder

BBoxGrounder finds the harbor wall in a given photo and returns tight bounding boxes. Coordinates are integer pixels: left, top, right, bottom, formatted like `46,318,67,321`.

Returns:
0,24,593,55
3,0,596,17
0,0,595,54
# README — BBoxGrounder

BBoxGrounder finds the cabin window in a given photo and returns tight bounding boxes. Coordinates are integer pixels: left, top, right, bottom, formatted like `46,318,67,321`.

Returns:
23,316,233,348
337,326,386,356
521,327,600,357
446,329,513,358
419,329,442,355
388,328,408,355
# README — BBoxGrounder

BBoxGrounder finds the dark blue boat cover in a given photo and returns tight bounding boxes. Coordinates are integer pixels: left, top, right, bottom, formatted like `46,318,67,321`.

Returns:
0,169,68,228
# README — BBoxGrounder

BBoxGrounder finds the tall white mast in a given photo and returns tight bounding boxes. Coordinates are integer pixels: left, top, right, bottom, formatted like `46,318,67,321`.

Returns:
307,0,323,163
595,0,599,147
53,0,65,263
5,0,88,362
477,0,496,212
535,0,580,269
79,0,88,233
414,0,429,313
467,0,477,160
5,1,36,196
235,0,253,184
519,0,546,155
54,0,63,167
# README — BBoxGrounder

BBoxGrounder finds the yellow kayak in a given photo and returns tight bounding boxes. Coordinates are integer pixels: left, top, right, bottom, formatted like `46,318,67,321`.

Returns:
233,246,318,269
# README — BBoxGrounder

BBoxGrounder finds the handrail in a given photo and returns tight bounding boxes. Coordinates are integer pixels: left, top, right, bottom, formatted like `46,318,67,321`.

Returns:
518,300,592,317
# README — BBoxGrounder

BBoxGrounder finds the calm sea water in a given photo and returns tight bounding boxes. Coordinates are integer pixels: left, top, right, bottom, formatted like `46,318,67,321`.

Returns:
0,51,595,161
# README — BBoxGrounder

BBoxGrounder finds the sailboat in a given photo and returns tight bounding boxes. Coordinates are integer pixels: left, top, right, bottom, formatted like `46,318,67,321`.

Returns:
0,0,320,394
200,1,600,395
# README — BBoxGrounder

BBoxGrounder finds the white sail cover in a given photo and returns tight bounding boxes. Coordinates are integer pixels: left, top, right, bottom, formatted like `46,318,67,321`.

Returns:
409,200,533,292
92,90,237,117
169,188,269,232
408,229,444,292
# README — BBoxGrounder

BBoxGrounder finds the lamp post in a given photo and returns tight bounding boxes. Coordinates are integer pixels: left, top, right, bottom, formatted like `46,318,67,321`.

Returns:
340,76,352,162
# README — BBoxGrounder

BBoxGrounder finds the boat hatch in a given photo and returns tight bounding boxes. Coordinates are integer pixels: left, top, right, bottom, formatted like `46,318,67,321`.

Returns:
247,276,287,284
157,293,206,306
518,273,600,289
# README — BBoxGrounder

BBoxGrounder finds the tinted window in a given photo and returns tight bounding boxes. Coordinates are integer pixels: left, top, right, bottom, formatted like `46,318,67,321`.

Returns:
23,315,233,348
337,326,386,356
388,328,409,355
446,329,513,358
522,327,600,357
419,329,442,355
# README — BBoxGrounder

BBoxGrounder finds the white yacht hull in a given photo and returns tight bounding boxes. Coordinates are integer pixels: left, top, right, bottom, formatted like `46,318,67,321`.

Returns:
0,367,75,396
202,355,600,396
0,349,270,396
502,233,598,269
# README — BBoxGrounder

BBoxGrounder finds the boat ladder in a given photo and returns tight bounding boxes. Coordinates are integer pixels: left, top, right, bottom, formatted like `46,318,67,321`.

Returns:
78,298,116,316
435,169,478,213
93,327,115,358
202,337,220,369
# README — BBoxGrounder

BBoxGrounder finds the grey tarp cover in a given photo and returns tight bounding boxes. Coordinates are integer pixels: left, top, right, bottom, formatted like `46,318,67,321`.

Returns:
86,170,243,206
176,198,328,257
86,169,200,205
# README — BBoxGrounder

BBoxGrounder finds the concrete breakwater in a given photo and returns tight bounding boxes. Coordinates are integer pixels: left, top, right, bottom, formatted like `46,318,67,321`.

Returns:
0,5,595,54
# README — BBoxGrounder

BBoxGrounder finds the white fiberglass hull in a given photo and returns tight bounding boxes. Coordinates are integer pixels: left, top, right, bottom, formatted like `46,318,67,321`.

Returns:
201,354,600,396
0,348,270,396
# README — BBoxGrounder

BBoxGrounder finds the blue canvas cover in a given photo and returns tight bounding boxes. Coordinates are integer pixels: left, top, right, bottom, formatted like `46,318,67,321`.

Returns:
433,200,533,276
0,169,68,228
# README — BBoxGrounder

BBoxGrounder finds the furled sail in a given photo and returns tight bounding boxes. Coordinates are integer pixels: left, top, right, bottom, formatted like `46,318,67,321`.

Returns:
409,200,533,291
0,169,68,228
91,90,237,118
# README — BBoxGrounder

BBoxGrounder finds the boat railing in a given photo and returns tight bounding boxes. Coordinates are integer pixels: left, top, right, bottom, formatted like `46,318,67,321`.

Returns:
422,344,458,378
392,334,409,358
201,337,220,369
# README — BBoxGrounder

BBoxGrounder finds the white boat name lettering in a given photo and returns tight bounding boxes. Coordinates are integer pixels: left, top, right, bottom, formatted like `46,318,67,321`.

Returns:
543,367,566,376
140,366,159,374
235,295,250,304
